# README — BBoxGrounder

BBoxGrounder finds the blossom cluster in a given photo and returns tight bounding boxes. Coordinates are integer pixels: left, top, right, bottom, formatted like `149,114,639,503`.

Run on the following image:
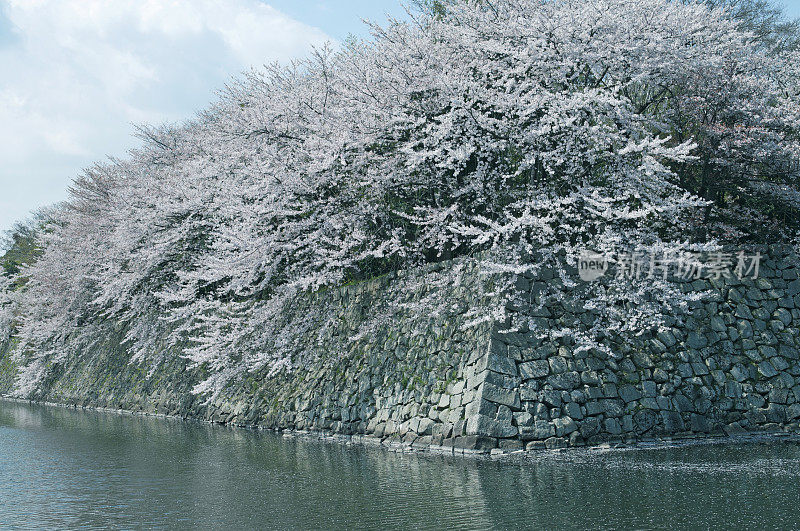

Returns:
0,0,798,398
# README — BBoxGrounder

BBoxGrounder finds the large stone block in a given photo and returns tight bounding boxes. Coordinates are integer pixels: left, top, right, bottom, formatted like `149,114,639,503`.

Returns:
547,371,581,390
480,383,521,409
618,384,643,403
519,420,556,441
477,347,519,375
519,360,550,379
453,435,498,451
553,417,578,437
660,411,685,432
466,414,518,438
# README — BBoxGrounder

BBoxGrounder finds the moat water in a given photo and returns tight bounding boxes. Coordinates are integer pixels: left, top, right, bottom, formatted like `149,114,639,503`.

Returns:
1,400,799,529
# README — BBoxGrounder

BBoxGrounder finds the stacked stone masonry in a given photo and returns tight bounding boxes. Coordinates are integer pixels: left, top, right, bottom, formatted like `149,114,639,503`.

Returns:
2,247,800,453
466,246,800,451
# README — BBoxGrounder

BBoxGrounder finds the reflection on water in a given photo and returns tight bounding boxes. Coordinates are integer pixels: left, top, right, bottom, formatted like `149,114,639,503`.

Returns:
1,400,799,529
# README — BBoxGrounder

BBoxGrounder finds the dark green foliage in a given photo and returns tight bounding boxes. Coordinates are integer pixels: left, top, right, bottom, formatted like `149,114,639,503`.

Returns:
1,216,43,278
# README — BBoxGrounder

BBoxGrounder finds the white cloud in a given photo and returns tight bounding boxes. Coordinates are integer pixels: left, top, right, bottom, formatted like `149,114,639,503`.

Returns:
0,0,332,231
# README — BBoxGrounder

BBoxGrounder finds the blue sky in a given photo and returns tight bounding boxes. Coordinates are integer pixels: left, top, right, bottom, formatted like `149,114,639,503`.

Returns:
0,0,798,235
0,0,413,235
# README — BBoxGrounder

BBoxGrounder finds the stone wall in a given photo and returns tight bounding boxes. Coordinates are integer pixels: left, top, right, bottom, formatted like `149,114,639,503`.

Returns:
466,246,800,451
0,258,507,451
2,247,800,454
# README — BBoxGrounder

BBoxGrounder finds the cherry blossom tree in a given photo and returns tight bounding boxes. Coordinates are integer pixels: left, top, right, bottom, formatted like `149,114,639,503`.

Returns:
2,0,798,398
